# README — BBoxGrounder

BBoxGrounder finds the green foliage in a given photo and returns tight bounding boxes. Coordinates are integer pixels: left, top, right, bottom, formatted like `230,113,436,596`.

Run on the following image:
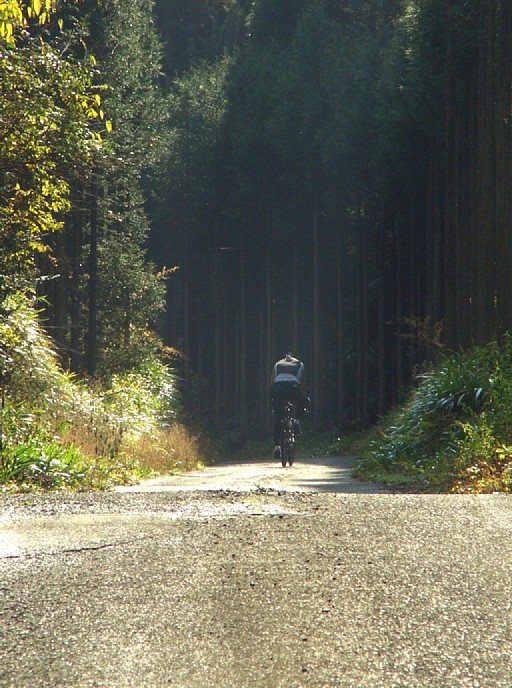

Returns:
0,0,54,47
102,359,181,433
0,395,86,489
0,29,100,291
451,418,512,494
91,0,166,168
247,0,309,46
73,0,170,375
0,430,86,490
357,338,512,492
154,0,251,75
165,57,230,202
0,1,205,491
0,291,188,491
0,291,64,399
96,234,168,375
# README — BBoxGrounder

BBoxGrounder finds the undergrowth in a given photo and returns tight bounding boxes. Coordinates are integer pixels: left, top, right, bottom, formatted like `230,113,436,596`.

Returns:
0,292,208,492
354,337,512,492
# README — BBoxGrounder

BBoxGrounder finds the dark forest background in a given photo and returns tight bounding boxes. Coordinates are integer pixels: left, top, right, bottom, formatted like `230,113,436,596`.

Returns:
37,0,512,441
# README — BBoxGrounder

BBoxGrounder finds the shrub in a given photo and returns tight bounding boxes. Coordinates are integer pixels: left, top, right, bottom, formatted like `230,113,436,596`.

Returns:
0,292,203,491
360,337,512,492
122,424,214,475
0,400,86,489
451,418,512,493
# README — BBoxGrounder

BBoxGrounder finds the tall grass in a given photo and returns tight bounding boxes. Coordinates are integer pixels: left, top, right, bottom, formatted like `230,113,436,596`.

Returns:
123,424,218,474
356,337,512,492
0,292,206,490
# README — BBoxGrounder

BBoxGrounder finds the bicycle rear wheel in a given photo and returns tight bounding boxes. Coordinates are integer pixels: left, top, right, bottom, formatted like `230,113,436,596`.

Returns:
288,443,294,466
280,442,287,467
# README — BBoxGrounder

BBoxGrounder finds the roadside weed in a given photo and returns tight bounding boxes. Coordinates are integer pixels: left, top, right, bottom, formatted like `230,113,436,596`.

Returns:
357,337,512,492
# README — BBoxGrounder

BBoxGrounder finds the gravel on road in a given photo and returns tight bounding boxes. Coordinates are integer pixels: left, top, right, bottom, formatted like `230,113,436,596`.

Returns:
1,485,511,688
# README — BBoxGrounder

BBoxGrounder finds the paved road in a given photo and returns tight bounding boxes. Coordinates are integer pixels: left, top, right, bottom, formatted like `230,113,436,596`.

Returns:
1,455,511,687
115,455,389,494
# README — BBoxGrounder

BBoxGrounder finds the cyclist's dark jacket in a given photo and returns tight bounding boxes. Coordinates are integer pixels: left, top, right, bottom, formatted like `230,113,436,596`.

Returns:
269,356,306,394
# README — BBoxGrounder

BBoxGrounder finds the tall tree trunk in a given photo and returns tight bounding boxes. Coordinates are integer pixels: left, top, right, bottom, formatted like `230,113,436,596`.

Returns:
394,220,404,400
50,230,68,365
70,204,83,373
468,75,479,345
313,193,322,427
475,0,497,344
408,191,419,366
425,124,445,358
214,225,222,426
378,221,387,417
87,188,98,376
196,267,204,417
454,104,472,349
292,238,299,354
444,24,458,351
259,284,268,433
495,0,512,333
238,228,247,434
183,255,190,405
355,202,369,425
264,210,274,432
337,232,347,428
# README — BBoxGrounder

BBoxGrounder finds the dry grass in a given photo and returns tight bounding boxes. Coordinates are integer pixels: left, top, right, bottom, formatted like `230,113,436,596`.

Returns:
122,424,213,475
59,416,122,461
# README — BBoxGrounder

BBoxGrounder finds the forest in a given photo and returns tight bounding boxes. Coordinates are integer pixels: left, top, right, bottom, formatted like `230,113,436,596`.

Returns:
150,0,512,437
1,0,512,491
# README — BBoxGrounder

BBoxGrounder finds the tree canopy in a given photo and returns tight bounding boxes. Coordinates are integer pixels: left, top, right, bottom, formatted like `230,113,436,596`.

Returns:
3,0,512,443
148,0,512,437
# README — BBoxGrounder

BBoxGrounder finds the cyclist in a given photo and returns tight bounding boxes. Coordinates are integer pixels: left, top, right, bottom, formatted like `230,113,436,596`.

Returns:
269,351,309,460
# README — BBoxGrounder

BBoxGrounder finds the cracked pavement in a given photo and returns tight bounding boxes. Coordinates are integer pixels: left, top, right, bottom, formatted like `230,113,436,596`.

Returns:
1,455,511,687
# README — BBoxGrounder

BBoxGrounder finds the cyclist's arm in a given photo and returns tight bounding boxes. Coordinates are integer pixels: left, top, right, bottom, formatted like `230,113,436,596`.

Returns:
298,362,307,392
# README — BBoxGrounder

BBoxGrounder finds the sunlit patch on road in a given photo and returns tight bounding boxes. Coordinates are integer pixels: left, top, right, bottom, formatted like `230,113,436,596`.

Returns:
0,531,22,558
114,455,389,495
0,504,302,560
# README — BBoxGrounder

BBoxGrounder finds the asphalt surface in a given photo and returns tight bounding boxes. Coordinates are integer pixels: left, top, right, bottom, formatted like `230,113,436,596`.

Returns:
1,455,511,688
115,455,390,494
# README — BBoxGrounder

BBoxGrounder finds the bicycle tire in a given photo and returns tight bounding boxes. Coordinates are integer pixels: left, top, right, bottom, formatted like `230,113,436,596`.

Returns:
288,443,294,466
280,404,296,467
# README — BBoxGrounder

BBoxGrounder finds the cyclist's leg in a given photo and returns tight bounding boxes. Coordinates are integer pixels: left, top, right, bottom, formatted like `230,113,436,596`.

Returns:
271,384,286,456
290,384,305,434
273,404,284,445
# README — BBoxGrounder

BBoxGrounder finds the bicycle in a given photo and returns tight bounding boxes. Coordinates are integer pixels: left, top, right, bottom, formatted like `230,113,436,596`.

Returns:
280,401,296,468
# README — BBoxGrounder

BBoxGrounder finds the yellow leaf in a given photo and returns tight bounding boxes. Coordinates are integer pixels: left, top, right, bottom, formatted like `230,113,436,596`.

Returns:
32,0,42,16
105,120,113,133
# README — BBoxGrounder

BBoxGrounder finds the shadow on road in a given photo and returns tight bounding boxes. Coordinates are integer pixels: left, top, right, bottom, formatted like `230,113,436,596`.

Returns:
116,454,394,495
204,454,393,495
